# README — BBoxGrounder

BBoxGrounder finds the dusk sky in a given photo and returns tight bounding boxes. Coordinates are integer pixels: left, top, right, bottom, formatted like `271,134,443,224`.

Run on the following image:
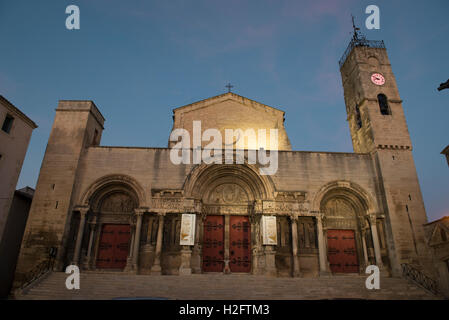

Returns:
0,0,448,221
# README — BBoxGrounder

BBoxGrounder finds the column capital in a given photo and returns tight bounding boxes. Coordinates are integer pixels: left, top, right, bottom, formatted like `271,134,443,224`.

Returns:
75,205,90,217
252,199,263,215
368,214,378,224
315,212,325,223
134,208,146,216
249,213,262,224
288,213,298,222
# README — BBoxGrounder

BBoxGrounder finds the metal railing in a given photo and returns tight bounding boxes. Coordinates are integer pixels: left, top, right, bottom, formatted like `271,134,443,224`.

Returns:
401,263,439,296
20,247,57,290
339,38,385,68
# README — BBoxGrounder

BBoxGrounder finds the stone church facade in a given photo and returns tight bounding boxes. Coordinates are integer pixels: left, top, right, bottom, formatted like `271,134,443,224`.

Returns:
13,35,435,286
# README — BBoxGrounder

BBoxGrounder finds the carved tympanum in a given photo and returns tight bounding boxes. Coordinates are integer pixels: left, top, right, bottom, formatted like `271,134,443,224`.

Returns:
208,184,249,204
324,198,355,218
100,192,136,213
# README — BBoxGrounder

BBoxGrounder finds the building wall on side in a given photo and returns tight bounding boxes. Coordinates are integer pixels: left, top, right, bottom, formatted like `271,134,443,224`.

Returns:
0,189,33,298
0,98,36,244
424,217,449,298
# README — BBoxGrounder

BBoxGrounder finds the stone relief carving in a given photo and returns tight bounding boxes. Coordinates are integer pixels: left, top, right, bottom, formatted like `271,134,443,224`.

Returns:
324,198,355,218
100,193,136,213
152,198,183,211
207,184,249,204
262,200,300,214
274,191,305,202
202,204,251,215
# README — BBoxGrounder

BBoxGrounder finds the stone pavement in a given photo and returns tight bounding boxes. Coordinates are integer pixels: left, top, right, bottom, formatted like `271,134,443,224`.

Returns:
13,272,442,300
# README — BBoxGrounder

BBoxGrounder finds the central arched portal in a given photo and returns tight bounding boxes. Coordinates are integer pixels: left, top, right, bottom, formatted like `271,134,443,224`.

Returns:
185,164,273,274
202,183,252,273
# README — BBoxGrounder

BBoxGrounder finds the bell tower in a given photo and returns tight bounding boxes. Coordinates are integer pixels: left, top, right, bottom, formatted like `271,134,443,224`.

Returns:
339,20,433,276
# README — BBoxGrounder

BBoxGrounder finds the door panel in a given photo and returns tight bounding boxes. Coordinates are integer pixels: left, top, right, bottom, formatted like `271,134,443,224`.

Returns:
229,216,251,273
327,229,359,273
202,216,224,272
96,224,131,269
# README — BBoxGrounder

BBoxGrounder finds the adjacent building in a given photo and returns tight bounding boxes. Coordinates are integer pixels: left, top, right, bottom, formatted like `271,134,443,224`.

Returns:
0,187,34,298
0,96,37,245
424,216,449,297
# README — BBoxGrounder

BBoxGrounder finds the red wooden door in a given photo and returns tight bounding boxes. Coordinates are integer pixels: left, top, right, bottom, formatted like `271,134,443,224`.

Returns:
202,216,224,272
327,229,359,273
229,216,251,273
96,224,131,269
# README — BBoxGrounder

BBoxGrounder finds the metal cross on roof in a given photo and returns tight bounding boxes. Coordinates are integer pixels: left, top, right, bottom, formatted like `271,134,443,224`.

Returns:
225,83,234,93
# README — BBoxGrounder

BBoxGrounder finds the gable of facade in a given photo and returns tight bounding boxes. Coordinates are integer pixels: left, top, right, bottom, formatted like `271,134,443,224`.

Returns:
170,93,291,151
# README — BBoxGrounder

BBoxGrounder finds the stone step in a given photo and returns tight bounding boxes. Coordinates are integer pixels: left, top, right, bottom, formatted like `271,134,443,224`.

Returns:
14,272,441,300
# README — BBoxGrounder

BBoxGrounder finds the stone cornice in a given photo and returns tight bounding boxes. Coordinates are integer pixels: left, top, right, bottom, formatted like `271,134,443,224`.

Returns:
377,144,411,150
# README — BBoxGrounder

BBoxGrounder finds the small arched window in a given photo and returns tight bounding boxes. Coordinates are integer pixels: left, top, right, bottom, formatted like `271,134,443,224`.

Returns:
378,94,391,115
355,104,362,129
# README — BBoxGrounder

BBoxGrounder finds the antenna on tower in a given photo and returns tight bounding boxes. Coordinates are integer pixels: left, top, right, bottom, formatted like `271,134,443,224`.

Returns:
351,15,366,42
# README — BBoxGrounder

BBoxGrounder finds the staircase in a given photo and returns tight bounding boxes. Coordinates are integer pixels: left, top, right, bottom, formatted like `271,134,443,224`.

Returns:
13,272,442,300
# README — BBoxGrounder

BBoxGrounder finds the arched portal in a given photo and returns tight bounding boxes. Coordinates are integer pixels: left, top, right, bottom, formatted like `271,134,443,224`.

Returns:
184,164,273,274
93,190,136,270
68,175,144,271
316,182,378,274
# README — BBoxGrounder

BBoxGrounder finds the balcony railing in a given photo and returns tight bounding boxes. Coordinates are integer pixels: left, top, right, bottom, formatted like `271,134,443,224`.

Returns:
339,38,385,68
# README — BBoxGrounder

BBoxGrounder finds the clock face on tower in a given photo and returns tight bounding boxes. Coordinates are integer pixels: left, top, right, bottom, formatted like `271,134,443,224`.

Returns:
371,73,385,86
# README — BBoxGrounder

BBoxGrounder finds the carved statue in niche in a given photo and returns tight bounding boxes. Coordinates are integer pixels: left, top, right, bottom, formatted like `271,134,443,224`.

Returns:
207,184,249,204
298,222,305,248
275,216,291,255
324,198,355,218
307,222,317,248
163,215,181,251
100,192,136,213
297,217,317,249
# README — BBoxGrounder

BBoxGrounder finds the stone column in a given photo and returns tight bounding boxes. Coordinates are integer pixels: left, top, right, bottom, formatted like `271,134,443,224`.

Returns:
85,216,97,269
132,209,145,272
289,214,301,277
72,206,89,266
124,222,135,272
250,214,262,275
369,214,384,268
316,215,330,275
151,212,165,274
361,229,369,267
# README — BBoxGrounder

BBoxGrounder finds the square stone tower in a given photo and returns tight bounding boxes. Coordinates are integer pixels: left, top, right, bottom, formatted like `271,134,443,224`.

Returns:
339,29,433,276
13,101,104,285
